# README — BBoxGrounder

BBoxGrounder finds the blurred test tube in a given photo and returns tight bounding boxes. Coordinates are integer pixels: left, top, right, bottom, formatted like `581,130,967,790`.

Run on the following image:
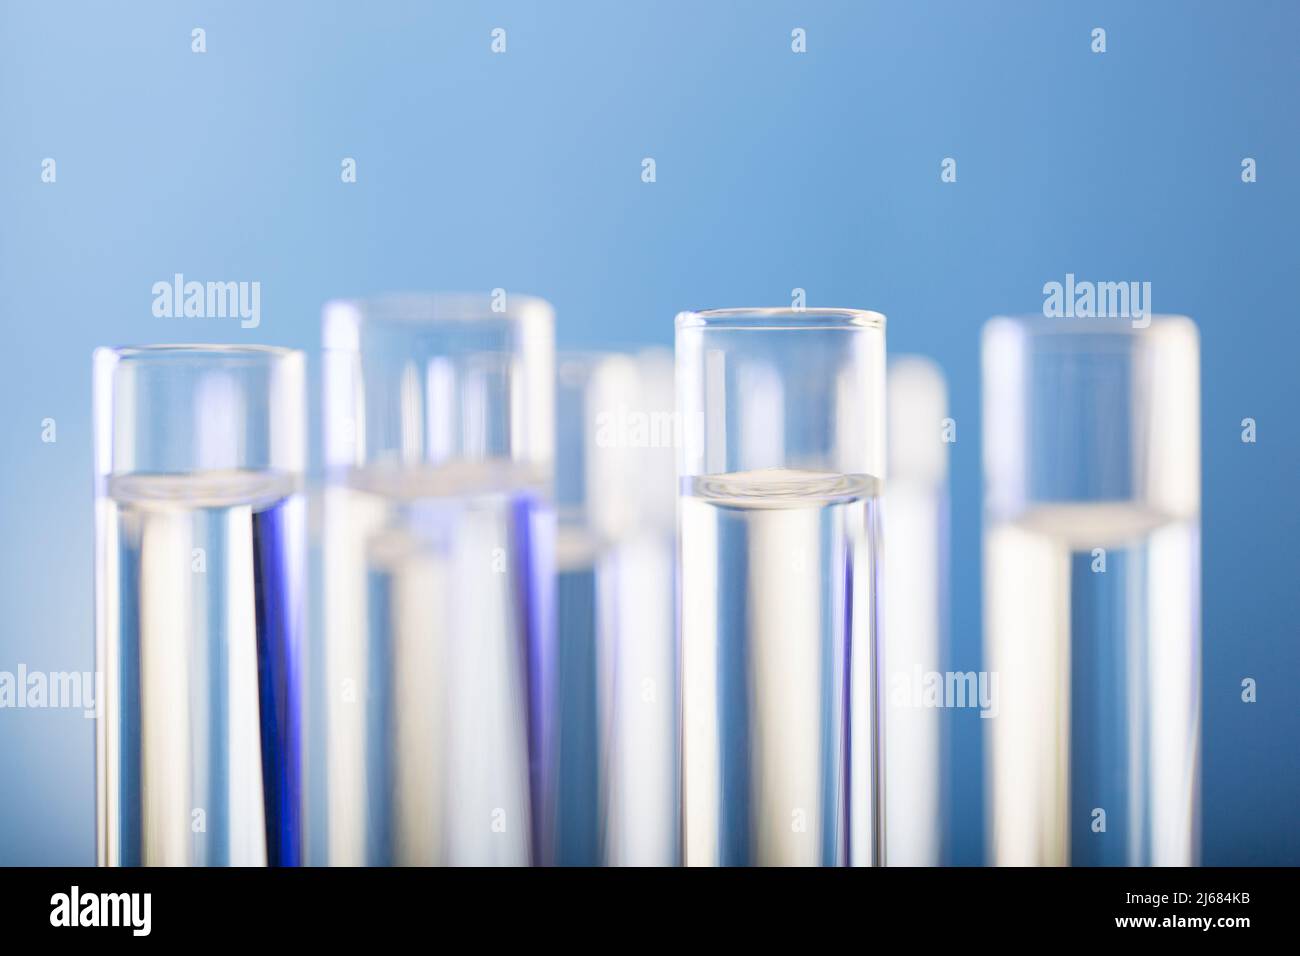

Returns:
554,349,679,866
882,356,950,866
982,315,1201,866
313,293,555,866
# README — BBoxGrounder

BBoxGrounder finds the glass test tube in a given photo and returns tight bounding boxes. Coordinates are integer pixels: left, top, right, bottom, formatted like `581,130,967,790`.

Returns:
318,293,555,866
882,356,950,866
94,345,307,866
554,350,678,866
677,308,886,866
982,315,1201,866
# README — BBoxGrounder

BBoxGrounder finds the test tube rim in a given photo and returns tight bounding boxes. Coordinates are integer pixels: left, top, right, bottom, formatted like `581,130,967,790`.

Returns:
986,313,1195,337
94,343,301,364
323,291,555,335
675,307,886,332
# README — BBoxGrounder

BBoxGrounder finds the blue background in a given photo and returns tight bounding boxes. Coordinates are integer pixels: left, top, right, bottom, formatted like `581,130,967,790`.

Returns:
1,1,1296,865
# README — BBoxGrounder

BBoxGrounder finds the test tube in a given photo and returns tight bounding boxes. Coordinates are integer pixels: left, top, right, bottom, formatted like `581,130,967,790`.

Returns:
882,356,950,866
676,308,886,866
982,315,1201,866
317,293,555,866
553,350,678,866
94,345,307,866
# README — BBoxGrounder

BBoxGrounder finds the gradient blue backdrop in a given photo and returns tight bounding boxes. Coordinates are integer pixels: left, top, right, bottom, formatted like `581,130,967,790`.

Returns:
1,1,1296,865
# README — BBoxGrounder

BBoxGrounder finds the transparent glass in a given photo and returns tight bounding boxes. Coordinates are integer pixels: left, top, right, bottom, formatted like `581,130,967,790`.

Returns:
94,345,307,866
315,293,555,866
982,315,1201,866
554,350,678,866
882,356,950,866
676,308,886,866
